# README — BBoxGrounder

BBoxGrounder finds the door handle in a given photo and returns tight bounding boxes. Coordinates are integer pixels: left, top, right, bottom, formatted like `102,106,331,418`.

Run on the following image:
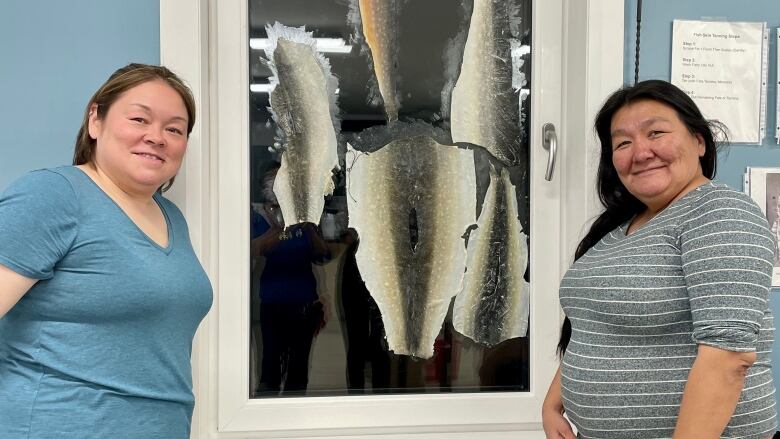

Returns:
542,123,557,181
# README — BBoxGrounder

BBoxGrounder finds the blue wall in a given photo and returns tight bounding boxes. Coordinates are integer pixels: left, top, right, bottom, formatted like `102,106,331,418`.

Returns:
624,0,780,189
0,0,160,191
624,0,780,424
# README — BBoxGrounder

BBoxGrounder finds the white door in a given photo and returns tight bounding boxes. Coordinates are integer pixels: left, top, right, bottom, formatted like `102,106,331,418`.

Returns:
160,0,625,437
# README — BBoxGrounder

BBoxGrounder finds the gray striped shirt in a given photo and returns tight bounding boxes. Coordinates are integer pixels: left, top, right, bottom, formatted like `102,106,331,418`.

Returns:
560,183,777,439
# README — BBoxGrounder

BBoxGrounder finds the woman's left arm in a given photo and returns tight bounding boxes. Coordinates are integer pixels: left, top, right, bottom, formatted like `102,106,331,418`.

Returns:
0,264,37,318
303,223,331,262
673,346,755,438
674,189,776,438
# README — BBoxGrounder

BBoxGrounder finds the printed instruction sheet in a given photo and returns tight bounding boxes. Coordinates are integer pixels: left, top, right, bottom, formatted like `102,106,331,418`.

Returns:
671,20,768,143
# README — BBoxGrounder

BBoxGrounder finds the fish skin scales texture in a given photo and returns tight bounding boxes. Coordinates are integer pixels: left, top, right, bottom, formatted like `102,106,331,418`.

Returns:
451,0,522,166
269,36,339,226
346,137,476,358
359,0,400,121
453,167,529,346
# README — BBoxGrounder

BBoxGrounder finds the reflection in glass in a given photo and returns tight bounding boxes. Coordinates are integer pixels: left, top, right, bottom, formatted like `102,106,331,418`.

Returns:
248,0,531,398
251,166,331,396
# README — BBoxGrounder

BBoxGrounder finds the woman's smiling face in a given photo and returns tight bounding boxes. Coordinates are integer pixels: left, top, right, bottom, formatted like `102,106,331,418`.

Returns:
610,99,707,212
88,79,189,194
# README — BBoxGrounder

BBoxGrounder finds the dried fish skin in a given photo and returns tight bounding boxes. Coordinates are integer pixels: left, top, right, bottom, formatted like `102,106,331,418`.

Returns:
346,119,452,153
453,166,529,346
354,0,401,121
450,0,522,166
265,23,340,226
346,137,476,358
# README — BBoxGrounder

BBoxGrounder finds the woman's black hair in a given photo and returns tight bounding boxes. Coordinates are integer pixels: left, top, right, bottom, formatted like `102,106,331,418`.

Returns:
557,80,727,356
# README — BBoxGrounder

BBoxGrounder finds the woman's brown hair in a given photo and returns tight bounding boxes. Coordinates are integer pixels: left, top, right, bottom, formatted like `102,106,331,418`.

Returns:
73,63,196,192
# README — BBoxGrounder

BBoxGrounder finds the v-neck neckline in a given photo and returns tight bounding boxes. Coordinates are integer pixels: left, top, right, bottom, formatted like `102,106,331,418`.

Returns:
73,167,174,254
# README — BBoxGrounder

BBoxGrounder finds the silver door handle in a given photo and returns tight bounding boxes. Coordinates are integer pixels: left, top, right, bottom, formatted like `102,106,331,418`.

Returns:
542,123,557,181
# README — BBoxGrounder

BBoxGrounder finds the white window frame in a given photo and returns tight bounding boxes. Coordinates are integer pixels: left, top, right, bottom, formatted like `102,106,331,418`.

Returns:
160,0,624,437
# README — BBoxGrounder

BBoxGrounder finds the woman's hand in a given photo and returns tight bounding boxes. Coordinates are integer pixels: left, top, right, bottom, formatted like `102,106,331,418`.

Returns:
251,223,283,259
542,405,576,439
542,366,577,439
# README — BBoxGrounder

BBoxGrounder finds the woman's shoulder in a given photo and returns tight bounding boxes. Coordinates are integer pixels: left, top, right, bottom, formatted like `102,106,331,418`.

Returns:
154,193,183,216
3,166,81,206
7,165,73,185
692,181,748,198
683,182,761,212
677,181,768,230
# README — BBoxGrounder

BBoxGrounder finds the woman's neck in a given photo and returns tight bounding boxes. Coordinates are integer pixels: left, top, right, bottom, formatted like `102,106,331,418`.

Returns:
628,177,711,235
77,164,157,207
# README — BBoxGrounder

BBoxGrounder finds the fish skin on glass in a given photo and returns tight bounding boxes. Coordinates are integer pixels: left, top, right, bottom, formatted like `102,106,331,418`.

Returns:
264,23,340,227
356,0,401,121
453,166,530,346
450,0,523,166
346,136,476,358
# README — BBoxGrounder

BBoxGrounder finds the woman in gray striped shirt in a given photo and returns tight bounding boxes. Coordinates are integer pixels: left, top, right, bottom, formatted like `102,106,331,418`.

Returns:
542,80,777,439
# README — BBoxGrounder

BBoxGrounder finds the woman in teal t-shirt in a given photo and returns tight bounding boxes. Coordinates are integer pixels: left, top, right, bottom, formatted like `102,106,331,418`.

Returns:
0,64,213,438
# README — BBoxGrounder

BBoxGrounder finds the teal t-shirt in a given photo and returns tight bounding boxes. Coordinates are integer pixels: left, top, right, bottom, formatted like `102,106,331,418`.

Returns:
0,167,213,438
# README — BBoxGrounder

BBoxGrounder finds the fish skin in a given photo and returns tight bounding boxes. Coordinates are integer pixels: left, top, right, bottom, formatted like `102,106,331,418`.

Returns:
269,36,339,226
453,166,530,346
358,0,401,121
346,136,476,358
451,0,522,165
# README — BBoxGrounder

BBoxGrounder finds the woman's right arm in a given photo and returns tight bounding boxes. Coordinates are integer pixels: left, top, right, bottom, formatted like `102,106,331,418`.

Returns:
542,366,577,439
0,264,36,318
0,170,80,319
251,226,283,258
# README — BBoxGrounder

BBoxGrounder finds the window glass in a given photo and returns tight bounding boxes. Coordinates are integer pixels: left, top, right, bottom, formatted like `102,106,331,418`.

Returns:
248,0,532,398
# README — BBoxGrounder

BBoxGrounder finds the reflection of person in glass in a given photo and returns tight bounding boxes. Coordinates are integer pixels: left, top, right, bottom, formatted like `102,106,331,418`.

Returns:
339,229,391,393
543,81,777,439
251,164,330,395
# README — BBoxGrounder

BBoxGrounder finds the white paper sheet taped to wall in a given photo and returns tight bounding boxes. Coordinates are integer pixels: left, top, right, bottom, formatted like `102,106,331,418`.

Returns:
671,20,768,144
